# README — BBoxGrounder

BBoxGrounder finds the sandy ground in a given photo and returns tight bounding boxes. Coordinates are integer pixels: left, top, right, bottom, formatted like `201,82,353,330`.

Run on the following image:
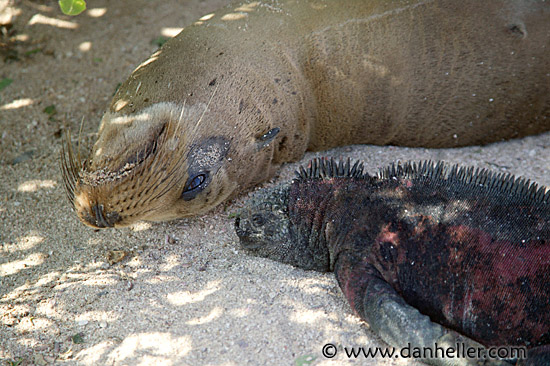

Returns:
0,1,549,365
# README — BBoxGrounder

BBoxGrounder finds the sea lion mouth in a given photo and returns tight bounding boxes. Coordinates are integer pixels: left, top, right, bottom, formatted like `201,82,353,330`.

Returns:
114,122,166,175
60,122,169,228
61,123,167,199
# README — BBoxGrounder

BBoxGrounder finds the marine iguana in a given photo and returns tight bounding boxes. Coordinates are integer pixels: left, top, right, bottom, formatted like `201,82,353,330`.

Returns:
234,159,550,365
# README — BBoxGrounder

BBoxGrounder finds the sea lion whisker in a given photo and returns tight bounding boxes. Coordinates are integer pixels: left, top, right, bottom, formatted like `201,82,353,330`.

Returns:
142,163,177,198
147,152,189,201
60,131,81,206
60,144,74,202
63,171,75,199
126,142,187,210
66,131,83,182
128,151,164,196
193,83,219,135
148,160,187,202
132,169,180,211
135,196,182,219
77,117,84,171
179,99,187,125
171,99,187,140
132,206,158,218
67,136,81,185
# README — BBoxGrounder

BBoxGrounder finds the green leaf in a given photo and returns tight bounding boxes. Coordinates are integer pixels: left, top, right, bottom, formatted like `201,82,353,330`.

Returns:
6,358,23,366
43,104,57,116
58,0,86,16
71,332,85,344
0,78,13,92
227,212,239,219
152,36,169,48
24,48,43,56
295,354,316,366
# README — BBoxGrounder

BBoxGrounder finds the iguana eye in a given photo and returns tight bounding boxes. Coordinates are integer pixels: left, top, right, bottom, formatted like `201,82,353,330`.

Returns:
181,173,208,200
251,214,265,227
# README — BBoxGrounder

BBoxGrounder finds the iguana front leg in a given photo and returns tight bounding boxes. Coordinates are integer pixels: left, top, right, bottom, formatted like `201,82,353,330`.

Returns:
334,252,512,366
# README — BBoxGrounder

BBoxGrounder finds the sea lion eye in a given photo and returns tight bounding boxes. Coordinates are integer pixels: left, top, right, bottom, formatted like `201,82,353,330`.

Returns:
181,173,208,201
187,174,205,191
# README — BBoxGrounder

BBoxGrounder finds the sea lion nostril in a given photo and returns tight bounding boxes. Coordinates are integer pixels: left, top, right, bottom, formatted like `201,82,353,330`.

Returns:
92,204,110,228
91,204,120,228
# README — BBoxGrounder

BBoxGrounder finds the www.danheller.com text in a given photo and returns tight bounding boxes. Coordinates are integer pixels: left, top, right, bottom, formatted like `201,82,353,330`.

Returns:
321,342,527,360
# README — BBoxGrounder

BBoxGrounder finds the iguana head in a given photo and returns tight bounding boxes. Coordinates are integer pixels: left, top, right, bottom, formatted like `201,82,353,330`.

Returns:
235,184,293,261
235,181,333,271
235,158,367,271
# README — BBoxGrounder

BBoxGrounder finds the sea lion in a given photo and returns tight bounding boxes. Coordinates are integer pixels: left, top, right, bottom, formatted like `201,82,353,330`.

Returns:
62,0,550,228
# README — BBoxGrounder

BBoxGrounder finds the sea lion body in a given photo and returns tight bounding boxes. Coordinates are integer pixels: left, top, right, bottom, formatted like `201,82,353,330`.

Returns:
65,0,550,228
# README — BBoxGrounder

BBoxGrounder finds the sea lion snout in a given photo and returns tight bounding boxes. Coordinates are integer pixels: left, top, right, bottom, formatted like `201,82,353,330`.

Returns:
83,204,121,228
65,101,240,227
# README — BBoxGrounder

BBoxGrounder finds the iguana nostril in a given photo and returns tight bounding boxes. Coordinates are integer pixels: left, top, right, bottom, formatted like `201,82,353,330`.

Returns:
234,217,242,233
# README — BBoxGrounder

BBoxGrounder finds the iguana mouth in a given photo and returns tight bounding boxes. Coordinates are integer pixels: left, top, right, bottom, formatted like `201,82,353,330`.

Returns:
234,217,264,248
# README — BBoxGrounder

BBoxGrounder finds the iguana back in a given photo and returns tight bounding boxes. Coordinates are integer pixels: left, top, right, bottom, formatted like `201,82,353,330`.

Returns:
319,161,550,347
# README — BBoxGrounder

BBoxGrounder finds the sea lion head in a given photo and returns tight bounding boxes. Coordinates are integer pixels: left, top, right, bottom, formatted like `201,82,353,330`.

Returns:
62,102,235,228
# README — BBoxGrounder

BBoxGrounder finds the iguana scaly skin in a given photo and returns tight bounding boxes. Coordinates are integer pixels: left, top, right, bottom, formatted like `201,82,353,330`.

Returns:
235,159,550,366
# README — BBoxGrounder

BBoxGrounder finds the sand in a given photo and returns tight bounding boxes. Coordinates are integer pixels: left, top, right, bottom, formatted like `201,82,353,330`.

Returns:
1,1,549,365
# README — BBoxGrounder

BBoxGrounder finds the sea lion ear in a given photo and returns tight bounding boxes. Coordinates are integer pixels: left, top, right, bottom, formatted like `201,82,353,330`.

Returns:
255,127,280,151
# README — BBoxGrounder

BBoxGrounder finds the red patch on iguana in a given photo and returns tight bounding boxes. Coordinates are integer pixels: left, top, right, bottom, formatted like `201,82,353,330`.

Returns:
376,224,400,246
413,224,550,346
